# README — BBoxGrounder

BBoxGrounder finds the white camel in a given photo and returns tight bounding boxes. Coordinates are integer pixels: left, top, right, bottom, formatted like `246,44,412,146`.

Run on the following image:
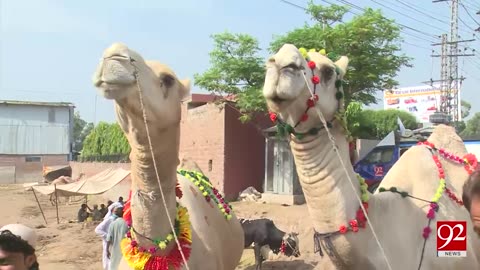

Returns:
262,44,480,270
92,43,244,270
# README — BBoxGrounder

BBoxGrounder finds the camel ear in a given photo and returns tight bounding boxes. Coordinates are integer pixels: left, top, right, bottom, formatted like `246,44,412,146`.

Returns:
334,56,349,77
179,78,191,101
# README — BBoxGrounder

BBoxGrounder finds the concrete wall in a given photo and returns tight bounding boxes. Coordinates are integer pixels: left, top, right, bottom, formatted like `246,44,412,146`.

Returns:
0,154,68,184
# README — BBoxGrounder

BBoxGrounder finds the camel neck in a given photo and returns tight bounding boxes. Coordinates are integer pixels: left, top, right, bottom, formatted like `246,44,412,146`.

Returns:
127,125,180,252
289,126,361,233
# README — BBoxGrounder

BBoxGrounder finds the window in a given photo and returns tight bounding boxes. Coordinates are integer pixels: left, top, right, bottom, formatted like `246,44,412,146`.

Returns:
362,147,394,164
25,156,41,162
208,159,213,172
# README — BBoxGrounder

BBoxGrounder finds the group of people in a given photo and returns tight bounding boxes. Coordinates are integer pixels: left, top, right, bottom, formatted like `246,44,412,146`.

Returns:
94,196,129,270
77,197,124,223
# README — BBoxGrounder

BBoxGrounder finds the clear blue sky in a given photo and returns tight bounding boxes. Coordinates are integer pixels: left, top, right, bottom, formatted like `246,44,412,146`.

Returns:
1,0,479,124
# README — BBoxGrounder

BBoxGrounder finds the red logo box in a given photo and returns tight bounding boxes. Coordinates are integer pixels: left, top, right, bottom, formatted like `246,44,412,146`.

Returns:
436,221,467,257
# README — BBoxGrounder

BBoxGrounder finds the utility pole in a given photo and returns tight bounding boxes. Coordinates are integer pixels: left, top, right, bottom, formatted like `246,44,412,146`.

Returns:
440,34,449,114
431,0,475,123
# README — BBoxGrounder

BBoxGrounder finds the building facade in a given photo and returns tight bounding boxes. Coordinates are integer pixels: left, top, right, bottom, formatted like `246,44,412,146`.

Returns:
0,100,74,184
179,94,271,200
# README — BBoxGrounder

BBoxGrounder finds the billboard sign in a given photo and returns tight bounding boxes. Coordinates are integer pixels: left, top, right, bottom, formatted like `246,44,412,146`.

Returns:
383,84,459,123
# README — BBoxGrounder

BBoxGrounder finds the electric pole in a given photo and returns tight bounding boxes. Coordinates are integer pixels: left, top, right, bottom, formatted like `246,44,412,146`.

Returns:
431,0,475,123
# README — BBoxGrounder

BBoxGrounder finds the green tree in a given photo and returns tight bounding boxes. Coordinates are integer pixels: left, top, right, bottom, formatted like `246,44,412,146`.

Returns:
354,109,417,139
81,122,130,157
461,100,471,119
194,32,266,121
73,111,94,152
461,112,480,138
270,3,412,106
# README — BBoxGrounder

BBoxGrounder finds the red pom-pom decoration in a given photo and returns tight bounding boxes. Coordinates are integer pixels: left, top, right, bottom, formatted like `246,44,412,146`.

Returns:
306,99,315,108
300,114,309,122
311,75,320,85
269,112,278,122
307,61,316,70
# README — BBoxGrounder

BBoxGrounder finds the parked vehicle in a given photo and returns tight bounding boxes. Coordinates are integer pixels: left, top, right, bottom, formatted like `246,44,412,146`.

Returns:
354,128,480,192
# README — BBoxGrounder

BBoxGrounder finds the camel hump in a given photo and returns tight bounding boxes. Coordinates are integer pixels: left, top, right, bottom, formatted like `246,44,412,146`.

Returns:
178,157,204,174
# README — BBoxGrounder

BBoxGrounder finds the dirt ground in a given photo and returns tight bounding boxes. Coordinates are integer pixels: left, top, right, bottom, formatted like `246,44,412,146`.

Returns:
0,184,320,270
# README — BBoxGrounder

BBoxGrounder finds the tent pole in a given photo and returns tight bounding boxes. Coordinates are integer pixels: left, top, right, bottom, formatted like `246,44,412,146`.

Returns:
31,189,47,225
54,184,60,224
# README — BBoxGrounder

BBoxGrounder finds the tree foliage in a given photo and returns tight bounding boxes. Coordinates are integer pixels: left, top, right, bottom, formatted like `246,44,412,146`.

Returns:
344,102,418,140
73,111,94,152
81,122,130,157
461,112,480,138
194,32,266,121
270,3,412,106
461,100,471,119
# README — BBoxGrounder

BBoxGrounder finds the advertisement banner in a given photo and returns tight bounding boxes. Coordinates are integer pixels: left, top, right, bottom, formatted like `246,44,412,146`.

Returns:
383,84,459,123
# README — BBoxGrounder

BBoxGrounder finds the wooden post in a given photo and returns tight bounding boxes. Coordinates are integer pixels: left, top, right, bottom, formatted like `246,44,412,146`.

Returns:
54,184,60,224
31,189,48,225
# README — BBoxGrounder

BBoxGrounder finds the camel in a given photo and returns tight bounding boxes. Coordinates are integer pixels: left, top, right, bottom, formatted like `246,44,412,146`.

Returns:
262,44,480,270
92,43,244,270
49,173,85,205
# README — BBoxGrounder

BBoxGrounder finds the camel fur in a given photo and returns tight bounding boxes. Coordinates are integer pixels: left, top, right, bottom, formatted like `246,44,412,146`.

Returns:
92,43,244,270
262,44,480,270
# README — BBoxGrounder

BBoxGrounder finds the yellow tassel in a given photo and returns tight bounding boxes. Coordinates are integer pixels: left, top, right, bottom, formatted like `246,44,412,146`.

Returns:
299,48,308,58
121,239,151,269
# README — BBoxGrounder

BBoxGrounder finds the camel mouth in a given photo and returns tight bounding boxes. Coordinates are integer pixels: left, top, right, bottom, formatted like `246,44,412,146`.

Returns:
271,95,287,103
96,82,134,100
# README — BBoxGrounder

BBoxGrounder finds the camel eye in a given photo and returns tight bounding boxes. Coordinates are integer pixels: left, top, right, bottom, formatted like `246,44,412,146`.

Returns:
283,63,300,70
160,74,176,88
319,66,334,82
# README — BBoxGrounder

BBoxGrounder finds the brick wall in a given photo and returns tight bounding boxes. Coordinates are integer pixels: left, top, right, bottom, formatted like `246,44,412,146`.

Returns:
0,154,68,184
179,103,226,191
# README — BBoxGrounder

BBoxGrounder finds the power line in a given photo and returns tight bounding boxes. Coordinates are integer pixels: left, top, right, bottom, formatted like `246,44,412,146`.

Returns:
391,0,450,25
369,0,446,33
332,0,441,39
459,1,480,26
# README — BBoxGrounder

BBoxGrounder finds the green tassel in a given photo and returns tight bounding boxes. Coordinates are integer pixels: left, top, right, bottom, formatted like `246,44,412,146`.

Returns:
335,80,343,88
308,128,319,135
400,191,408,198
379,187,386,192
389,187,397,192
335,91,343,100
335,66,341,75
295,133,304,140
286,124,294,134
327,52,339,61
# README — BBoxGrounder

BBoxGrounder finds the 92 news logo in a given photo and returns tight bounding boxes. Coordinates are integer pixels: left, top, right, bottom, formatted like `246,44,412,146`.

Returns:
436,221,467,257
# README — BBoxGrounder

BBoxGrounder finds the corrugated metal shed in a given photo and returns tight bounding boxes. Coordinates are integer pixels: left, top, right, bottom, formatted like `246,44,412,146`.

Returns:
0,100,74,155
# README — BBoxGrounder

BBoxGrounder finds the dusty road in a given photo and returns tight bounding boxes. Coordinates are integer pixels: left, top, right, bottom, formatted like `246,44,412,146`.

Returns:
0,184,319,269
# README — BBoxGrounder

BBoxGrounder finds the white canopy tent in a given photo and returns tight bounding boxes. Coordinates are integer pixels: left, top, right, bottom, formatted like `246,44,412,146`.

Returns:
31,167,130,224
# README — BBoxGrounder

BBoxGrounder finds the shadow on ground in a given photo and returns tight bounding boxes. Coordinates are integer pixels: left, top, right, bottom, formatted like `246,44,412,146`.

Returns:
244,260,316,270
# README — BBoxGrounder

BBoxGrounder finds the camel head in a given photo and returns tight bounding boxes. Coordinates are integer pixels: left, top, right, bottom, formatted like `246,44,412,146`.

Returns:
92,43,190,134
263,44,348,137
